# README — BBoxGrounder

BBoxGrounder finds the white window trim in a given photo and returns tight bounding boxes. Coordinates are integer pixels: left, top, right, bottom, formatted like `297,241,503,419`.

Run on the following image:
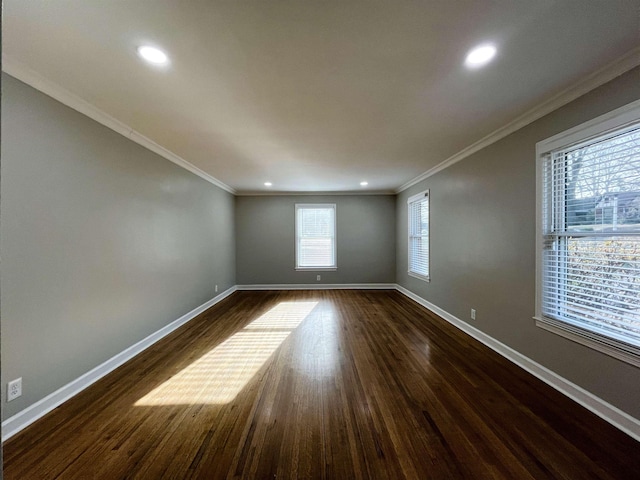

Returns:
535,99,640,368
295,203,337,271
407,189,430,282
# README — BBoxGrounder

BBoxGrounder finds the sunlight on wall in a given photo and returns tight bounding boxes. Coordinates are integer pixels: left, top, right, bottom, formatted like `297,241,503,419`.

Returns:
134,301,318,405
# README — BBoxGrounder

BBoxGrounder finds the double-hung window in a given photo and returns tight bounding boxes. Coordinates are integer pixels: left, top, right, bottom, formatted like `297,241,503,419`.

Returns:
295,204,336,270
408,190,430,281
536,100,640,366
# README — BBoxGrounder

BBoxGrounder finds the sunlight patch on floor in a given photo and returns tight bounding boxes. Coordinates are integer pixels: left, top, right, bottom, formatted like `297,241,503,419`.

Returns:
134,301,318,405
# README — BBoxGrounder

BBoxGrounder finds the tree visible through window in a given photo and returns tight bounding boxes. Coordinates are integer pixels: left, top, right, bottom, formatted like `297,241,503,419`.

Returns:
538,105,640,364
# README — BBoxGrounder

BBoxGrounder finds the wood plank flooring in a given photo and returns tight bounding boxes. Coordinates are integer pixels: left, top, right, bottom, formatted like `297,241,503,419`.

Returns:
3,290,639,479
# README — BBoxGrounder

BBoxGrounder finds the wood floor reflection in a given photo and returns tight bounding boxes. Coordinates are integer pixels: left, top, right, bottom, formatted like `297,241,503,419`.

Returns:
3,290,639,479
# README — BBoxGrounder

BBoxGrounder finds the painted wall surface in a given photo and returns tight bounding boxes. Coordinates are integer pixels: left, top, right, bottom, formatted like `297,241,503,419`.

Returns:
236,195,395,285
1,75,236,419
396,67,640,418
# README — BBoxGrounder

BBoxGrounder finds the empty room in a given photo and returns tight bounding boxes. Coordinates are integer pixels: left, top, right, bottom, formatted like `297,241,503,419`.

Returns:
2,1,639,479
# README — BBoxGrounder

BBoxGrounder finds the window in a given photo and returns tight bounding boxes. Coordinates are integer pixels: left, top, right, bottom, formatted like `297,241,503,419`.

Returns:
536,100,640,367
408,190,430,281
295,204,336,270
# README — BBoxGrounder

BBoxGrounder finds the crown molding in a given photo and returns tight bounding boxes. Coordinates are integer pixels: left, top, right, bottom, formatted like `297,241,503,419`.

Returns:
4,45,638,198
2,55,236,194
397,46,640,193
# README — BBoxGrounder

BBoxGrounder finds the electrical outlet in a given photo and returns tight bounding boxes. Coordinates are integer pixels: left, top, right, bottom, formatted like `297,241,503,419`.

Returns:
215,284,218,293
7,378,22,402
471,309,476,320
317,275,321,281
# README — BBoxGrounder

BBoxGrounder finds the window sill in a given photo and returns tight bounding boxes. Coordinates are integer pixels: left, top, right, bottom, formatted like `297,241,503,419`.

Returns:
534,316,640,368
408,271,430,283
295,267,337,272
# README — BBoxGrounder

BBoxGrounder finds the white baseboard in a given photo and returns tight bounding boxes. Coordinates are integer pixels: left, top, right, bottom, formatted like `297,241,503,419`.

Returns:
5,283,638,444
394,284,640,442
236,283,396,290
1,286,237,442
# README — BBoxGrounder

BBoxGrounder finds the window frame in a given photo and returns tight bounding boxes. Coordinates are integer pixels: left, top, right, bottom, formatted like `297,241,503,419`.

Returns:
535,99,640,367
294,203,337,271
407,189,430,282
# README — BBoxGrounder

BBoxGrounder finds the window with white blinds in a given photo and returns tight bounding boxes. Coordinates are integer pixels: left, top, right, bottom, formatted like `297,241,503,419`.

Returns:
536,101,640,366
295,204,336,270
408,190,429,281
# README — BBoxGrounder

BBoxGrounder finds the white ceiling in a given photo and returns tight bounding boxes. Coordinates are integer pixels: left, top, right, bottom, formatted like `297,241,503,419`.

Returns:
3,1,640,194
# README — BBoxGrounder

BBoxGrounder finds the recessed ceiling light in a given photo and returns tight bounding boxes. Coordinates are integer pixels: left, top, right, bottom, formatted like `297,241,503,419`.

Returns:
464,44,497,69
264,182,273,187
137,46,169,65
360,181,368,186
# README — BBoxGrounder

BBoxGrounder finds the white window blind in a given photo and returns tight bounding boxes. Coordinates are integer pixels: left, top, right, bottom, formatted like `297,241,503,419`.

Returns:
540,119,640,361
295,204,336,269
408,190,429,281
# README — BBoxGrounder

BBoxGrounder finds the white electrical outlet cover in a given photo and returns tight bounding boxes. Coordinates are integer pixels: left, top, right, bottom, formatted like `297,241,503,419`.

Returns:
7,378,22,402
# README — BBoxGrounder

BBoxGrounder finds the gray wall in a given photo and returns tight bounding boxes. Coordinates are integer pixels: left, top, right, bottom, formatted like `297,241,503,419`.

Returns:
1,74,236,419
3,63,639,428
236,195,395,285
396,67,640,418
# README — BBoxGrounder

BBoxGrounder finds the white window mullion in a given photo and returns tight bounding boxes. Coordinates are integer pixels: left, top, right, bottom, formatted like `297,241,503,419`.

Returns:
408,190,430,281
536,100,640,367
295,204,336,270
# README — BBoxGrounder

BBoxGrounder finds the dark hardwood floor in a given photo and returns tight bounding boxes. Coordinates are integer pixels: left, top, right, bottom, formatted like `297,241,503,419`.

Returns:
3,290,639,479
